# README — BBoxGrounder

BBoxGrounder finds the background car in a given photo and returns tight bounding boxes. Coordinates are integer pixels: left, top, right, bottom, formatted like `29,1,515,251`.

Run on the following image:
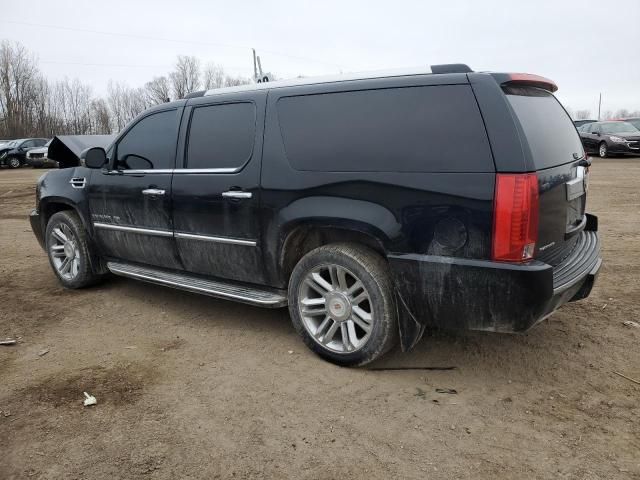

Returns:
0,138,49,168
574,119,597,128
26,139,56,168
579,121,640,158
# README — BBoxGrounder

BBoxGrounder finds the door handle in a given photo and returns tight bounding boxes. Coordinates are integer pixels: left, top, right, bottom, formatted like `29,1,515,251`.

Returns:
222,190,252,199
142,188,165,196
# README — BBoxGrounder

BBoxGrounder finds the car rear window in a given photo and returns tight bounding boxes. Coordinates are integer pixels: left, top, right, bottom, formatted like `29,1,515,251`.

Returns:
504,86,584,170
276,85,494,173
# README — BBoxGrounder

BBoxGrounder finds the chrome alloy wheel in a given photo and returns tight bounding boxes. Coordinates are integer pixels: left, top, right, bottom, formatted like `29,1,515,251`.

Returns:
298,264,374,354
49,223,80,280
9,157,20,168
599,143,607,158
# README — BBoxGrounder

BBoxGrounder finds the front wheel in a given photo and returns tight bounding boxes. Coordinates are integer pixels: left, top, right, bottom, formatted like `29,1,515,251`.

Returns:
8,157,21,168
45,210,103,288
288,243,398,367
599,142,608,158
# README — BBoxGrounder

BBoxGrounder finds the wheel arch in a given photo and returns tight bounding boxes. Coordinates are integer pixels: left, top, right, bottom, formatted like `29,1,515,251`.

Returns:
278,220,389,287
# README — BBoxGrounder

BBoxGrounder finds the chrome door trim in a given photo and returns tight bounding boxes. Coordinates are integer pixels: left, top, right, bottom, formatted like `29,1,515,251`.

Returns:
93,222,173,237
104,167,240,175
175,231,257,246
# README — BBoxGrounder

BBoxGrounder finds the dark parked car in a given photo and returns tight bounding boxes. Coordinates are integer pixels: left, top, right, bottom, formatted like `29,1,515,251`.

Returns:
579,121,640,157
29,65,601,366
574,119,597,128
0,138,49,168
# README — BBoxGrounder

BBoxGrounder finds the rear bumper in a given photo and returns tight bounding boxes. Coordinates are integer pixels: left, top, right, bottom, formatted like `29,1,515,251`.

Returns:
30,209,45,250
388,223,601,347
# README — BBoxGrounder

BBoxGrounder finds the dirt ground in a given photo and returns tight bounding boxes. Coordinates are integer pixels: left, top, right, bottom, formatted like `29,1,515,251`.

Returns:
0,160,638,480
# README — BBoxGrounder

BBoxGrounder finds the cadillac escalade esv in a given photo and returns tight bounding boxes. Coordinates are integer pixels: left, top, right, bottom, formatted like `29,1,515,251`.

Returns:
30,64,602,366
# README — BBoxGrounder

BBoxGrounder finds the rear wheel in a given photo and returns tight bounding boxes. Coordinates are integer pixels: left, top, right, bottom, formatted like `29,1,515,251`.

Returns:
288,243,397,367
45,211,103,289
8,156,21,168
598,142,608,158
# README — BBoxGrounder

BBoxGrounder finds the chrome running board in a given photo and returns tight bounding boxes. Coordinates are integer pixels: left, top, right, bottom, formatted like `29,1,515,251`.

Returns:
107,262,288,308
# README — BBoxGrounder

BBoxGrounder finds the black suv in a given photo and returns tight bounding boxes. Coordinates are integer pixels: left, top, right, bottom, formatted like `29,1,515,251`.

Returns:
30,65,602,366
1,138,49,168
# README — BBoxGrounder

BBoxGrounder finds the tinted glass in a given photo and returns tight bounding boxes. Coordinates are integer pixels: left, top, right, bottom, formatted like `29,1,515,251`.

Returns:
22,140,34,148
600,122,639,134
116,109,178,170
186,103,256,169
627,119,640,130
277,85,493,172
505,86,584,169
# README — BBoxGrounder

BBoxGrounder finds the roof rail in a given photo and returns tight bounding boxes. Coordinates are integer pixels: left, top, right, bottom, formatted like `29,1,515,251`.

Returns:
431,64,473,74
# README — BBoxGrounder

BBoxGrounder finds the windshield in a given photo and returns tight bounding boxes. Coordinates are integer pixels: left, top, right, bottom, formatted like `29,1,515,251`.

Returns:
624,119,640,130
600,122,639,134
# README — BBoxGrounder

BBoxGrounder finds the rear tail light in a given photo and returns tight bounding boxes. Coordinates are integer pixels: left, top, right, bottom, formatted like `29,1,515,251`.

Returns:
492,173,539,262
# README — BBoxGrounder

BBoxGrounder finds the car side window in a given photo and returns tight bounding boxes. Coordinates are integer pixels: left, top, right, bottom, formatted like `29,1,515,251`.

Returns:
115,109,179,170
22,140,34,148
591,124,600,134
186,103,256,170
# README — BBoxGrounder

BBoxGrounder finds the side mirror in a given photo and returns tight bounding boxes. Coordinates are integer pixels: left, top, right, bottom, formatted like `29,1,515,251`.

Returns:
591,131,599,136
81,147,107,169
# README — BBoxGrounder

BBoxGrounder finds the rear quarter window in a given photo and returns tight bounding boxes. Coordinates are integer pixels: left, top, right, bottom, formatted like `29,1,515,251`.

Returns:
504,86,584,170
276,85,494,173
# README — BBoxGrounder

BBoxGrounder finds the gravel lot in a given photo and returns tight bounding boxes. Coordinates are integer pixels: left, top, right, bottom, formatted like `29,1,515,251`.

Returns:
1,160,639,479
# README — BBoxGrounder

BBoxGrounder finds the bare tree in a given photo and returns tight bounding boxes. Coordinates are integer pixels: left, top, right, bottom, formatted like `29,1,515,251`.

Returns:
89,98,111,134
170,55,201,99
203,63,225,90
614,109,629,119
575,109,592,120
0,40,40,138
0,41,276,139
145,76,170,105
224,74,252,87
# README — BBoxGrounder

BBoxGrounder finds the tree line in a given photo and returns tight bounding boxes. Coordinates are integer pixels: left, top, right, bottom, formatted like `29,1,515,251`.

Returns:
0,40,253,139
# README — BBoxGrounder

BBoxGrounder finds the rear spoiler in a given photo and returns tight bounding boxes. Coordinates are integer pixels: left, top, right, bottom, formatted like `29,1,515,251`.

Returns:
491,73,558,93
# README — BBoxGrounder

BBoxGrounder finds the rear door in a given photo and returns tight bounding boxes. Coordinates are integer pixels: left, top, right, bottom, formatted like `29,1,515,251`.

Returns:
502,86,589,265
171,92,267,284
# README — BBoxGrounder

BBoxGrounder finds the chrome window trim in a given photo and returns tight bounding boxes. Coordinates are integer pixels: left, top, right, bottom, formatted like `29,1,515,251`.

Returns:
175,232,256,246
104,167,239,175
93,222,173,237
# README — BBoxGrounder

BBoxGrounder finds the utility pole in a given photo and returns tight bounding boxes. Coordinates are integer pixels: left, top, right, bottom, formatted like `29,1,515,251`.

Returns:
252,49,258,82
598,93,602,121
257,55,264,78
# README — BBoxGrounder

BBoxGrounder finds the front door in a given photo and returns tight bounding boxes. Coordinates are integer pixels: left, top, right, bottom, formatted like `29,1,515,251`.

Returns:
88,107,183,269
171,93,266,284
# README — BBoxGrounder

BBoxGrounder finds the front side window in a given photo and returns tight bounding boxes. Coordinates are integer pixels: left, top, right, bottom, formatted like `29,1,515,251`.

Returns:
116,109,179,170
22,140,34,148
186,103,256,170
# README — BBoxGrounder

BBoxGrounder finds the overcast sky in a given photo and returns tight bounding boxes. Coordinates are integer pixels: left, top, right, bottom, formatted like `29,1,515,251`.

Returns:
2,0,639,115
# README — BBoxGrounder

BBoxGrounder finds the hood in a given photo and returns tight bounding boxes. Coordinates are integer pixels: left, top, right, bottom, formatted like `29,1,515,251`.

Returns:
28,146,48,154
48,135,115,168
609,132,640,140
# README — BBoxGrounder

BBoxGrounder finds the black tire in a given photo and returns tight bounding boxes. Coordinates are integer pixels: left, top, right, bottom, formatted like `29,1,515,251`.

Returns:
598,142,608,158
45,210,103,289
8,156,21,169
288,243,398,367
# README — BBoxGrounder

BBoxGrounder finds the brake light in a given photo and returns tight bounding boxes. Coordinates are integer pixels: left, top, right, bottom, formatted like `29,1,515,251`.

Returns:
492,173,539,262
